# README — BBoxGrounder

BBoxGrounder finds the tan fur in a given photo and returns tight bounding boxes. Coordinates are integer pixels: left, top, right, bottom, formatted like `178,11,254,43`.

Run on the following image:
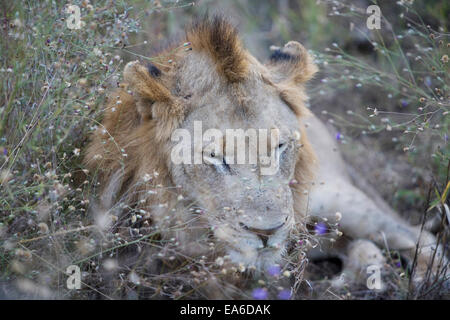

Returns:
84,16,318,271
186,16,249,83
268,41,318,86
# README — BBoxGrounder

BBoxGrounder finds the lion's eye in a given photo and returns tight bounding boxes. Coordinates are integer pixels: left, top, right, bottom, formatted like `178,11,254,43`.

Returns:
278,142,288,154
204,152,231,173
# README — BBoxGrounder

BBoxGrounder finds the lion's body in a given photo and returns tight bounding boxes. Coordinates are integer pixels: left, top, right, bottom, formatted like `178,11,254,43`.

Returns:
84,17,447,296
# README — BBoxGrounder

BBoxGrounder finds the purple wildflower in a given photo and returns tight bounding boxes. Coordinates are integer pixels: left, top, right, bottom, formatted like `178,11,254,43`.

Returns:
424,76,432,87
335,132,342,141
267,265,281,277
400,99,408,108
278,289,291,300
252,288,268,300
315,222,327,235
395,261,401,268
2,148,7,156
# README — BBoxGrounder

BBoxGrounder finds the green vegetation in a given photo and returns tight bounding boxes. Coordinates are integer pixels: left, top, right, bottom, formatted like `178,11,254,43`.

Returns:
0,0,448,299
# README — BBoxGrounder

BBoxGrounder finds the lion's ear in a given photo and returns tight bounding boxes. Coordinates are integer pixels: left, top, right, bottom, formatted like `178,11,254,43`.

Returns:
266,41,318,86
123,61,182,121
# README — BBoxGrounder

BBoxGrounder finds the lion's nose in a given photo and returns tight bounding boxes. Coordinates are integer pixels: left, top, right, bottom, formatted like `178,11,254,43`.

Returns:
239,221,285,247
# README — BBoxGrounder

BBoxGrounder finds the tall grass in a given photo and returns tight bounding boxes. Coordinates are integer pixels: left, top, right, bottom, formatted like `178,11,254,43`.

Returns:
0,0,299,300
311,0,449,298
0,0,448,299
0,0,191,299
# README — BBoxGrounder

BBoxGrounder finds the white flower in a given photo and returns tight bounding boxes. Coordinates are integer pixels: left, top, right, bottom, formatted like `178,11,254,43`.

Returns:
93,48,103,57
38,222,49,234
128,271,140,285
103,259,118,271
215,257,224,266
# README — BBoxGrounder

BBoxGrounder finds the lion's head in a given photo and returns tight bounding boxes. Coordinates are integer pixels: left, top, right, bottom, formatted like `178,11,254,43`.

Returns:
84,16,317,271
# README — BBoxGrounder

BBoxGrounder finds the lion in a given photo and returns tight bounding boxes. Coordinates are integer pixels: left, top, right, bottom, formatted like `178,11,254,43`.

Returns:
84,16,447,297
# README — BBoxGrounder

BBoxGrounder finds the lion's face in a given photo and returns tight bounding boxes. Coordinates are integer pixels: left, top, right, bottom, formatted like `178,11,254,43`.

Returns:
168,82,302,269
85,17,317,274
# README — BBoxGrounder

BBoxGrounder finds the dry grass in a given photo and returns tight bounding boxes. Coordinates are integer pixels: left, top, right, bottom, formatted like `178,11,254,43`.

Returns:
0,0,448,299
